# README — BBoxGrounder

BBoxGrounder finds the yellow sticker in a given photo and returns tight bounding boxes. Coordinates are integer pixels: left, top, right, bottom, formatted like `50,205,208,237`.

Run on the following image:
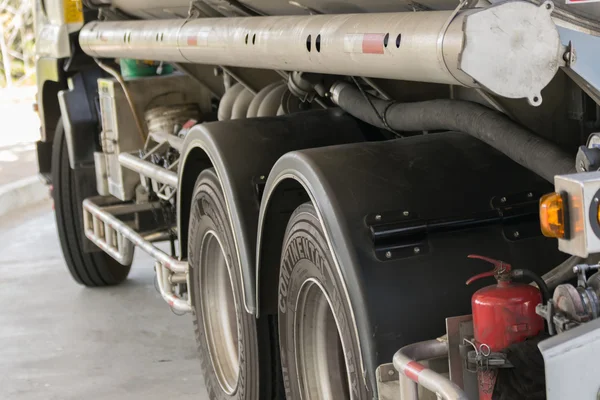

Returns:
64,0,83,24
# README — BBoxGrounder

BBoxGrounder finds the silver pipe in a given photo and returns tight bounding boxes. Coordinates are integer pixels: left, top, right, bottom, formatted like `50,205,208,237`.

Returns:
80,14,466,85
102,201,163,216
143,230,175,243
361,77,391,101
118,152,178,187
79,2,562,100
155,262,191,313
393,340,468,400
169,273,187,284
149,132,184,152
84,206,135,265
540,254,600,290
83,198,188,273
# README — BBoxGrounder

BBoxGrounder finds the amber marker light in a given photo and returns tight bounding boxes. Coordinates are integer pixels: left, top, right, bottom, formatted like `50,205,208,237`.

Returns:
540,192,566,239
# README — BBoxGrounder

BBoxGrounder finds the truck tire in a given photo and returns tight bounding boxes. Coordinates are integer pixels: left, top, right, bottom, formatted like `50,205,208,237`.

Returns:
52,119,131,286
189,168,278,400
278,203,370,400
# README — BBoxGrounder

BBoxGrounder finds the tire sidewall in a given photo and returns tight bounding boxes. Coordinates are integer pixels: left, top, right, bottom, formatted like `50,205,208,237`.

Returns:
278,204,368,400
188,171,257,400
52,118,131,286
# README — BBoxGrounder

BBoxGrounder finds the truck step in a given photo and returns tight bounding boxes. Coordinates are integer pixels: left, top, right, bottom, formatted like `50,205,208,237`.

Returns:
83,196,191,313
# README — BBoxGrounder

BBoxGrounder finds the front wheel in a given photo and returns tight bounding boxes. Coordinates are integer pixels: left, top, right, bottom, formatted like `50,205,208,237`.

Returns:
278,203,370,400
52,119,131,286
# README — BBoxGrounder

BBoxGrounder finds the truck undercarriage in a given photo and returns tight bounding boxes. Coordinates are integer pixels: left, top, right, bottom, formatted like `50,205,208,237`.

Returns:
34,0,600,398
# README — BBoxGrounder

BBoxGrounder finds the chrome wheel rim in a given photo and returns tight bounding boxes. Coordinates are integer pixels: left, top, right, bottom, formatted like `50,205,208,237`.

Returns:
200,230,240,395
295,278,351,400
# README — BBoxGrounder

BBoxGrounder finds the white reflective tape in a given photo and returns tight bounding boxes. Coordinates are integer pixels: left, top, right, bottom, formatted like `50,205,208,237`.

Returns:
343,34,364,53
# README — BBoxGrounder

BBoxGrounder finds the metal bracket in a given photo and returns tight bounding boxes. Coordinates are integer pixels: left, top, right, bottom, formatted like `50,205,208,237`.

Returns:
464,339,514,371
563,40,577,68
288,1,322,15
491,190,539,209
253,175,267,202
367,210,429,261
376,363,400,400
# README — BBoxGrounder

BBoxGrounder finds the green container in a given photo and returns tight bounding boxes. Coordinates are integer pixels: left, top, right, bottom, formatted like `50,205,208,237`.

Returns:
119,59,173,79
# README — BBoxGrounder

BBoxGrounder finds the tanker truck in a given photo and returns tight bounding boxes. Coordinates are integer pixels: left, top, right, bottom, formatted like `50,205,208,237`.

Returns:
34,0,600,398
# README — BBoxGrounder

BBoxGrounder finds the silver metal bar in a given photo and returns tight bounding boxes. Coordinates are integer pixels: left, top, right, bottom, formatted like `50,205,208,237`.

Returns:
222,66,258,95
83,198,187,273
361,77,391,101
149,132,184,152
155,262,191,313
119,152,178,187
79,1,562,102
143,230,175,243
84,203,135,265
169,273,187,284
393,340,468,400
102,200,163,216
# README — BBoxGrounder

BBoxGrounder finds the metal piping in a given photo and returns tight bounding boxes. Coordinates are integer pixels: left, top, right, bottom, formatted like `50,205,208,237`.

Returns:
331,81,576,182
393,340,468,400
149,132,184,152
156,262,191,313
541,254,600,290
79,1,562,102
83,198,187,274
118,152,178,187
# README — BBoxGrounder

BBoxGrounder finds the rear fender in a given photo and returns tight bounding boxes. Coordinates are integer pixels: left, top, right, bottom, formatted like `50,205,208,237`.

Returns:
177,109,369,314
256,132,567,394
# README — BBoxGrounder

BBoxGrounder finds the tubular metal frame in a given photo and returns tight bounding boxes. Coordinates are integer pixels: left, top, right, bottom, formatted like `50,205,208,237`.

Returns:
83,197,191,313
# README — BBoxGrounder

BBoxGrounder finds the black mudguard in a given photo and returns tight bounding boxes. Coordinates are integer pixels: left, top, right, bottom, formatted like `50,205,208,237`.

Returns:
57,69,103,169
177,109,374,313
256,132,566,393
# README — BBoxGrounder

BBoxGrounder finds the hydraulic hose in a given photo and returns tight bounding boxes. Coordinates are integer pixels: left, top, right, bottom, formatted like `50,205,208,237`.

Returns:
541,256,582,290
512,269,551,304
330,82,576,182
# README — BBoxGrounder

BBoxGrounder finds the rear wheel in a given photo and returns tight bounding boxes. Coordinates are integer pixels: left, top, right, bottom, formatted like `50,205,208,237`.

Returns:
52,119,131,286
278,203,370,400
189,168,280,400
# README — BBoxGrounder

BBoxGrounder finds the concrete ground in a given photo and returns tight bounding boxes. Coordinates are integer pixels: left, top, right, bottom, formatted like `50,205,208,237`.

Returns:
0,200,208,400
0,142,38,187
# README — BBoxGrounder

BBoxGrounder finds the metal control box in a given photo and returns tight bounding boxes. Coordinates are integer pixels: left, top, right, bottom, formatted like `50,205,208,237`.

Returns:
97,74,211,200
555,171,600,257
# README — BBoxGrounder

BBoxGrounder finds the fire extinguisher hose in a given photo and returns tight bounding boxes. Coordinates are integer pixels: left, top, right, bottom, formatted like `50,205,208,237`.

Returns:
512,269,551,304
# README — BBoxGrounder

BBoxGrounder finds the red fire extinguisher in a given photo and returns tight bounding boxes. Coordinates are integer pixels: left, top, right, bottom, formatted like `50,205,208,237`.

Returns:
466,255,544,400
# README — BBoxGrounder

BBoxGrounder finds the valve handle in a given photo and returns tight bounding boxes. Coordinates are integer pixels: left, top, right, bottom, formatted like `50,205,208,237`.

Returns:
466,254,512,285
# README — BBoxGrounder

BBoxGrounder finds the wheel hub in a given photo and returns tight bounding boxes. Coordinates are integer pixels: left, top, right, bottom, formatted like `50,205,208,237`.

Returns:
200,231,240,395
295,278,351,400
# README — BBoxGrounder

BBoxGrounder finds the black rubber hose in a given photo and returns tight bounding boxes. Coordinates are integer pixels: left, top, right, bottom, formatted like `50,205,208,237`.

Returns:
331,82,576,182
512,269,551,305
541,256,582,291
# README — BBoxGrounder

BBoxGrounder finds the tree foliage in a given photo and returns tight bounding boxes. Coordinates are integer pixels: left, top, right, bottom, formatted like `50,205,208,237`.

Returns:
0,0,35,87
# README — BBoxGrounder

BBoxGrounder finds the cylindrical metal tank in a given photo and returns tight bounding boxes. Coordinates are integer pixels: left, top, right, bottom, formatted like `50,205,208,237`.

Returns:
79,1,562,102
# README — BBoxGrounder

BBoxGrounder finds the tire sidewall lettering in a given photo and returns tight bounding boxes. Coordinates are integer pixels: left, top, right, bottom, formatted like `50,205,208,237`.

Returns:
278,206,365,400
189,173,258,400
